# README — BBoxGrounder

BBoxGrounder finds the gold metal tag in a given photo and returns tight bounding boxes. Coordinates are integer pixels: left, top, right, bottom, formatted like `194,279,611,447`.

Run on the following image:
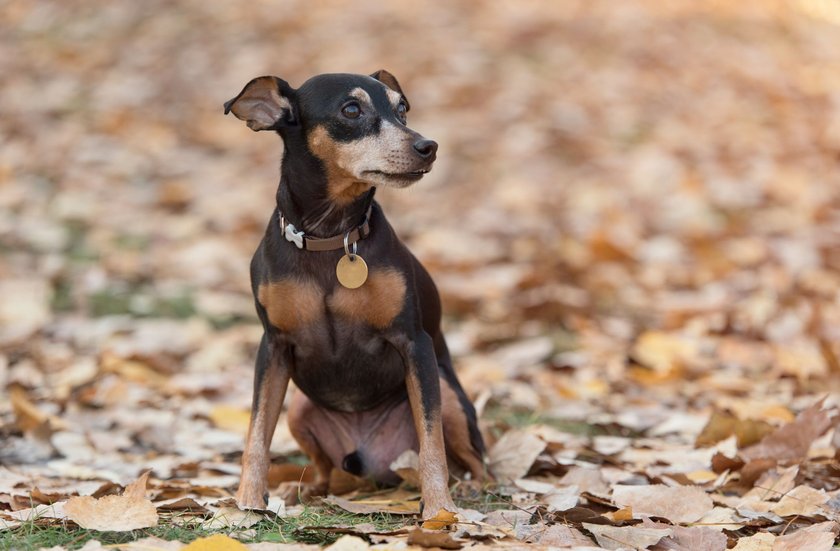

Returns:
336,254,368,289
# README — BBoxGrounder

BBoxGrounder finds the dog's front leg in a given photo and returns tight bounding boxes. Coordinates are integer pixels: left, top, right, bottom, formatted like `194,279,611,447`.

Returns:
401,332,457,519
236,334,291,509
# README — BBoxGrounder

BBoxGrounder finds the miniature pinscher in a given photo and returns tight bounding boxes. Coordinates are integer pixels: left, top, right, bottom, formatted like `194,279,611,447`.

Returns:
224,70,485,518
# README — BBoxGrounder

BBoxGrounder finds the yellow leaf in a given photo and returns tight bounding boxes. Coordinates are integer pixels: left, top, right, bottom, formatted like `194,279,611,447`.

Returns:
209,406,252,434
686,470,719,484
422,508,458,530
606,506,633,522
182,534,248,551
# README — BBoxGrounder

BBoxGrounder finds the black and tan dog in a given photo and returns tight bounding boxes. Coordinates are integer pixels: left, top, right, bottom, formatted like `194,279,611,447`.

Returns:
224,71,485,518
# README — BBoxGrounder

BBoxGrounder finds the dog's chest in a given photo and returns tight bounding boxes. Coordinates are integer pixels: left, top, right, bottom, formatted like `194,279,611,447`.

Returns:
256,268,406,334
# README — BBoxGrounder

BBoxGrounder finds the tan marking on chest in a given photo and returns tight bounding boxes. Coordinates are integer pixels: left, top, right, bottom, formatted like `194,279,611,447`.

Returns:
257,279,323,332
328,268,406,329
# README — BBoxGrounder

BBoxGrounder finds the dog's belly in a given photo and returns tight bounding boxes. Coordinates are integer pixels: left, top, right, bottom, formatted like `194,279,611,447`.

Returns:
289,327,408,413
288,390,417,484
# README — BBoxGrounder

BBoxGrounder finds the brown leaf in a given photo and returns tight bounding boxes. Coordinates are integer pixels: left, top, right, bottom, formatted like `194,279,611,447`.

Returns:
64,472,158,531
407,528,463,549
740,400,833,463
323,494,419,515
696,410,775,448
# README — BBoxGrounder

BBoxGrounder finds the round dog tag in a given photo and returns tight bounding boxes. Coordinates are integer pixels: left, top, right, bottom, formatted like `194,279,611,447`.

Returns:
336,254,368,289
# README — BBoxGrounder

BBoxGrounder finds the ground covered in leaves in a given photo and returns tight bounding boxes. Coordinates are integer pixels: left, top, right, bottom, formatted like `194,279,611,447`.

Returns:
3,1,840,549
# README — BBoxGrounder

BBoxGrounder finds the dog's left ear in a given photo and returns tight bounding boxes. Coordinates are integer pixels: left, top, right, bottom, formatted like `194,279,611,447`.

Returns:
224,76,297,131
370,69,410,111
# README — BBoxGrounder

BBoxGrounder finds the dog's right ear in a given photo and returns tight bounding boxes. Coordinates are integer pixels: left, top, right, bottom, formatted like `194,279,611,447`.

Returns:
224,76,296,131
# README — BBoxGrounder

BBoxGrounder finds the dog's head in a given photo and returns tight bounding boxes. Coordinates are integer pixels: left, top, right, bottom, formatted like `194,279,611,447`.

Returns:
225,71,437,204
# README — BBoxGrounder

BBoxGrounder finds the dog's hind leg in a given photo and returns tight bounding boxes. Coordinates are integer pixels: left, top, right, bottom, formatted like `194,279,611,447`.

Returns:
440,376,486,480
285,388,334,500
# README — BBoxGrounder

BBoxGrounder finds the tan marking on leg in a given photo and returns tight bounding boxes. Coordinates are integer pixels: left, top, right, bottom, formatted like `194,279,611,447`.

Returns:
440,377,486,480
257,279,323,332
406,368,456,519
237,363,290,508
328,268,406,328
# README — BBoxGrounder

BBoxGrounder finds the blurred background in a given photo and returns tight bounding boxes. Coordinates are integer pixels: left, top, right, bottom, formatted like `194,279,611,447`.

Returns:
2,0,840,481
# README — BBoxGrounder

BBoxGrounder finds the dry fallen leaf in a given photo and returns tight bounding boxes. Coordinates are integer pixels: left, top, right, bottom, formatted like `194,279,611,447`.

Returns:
772,521,839,551
769,485,830,517
65,472,158,531
182,534,248,550
421,509,458,530
324,535,370,551
389,449,420,488
612,484,714,523
323,494,420,515
407,527,463,549
731,532,775,551
696,410,776,448
487,429,546,481
643,520,727,551
583,523,672,551
740,400,833,463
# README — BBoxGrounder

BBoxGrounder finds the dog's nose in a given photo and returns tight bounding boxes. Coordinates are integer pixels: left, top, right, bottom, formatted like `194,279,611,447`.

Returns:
413,139,438,159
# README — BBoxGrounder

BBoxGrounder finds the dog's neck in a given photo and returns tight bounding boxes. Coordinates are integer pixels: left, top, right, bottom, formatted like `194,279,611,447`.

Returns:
275,147,374,239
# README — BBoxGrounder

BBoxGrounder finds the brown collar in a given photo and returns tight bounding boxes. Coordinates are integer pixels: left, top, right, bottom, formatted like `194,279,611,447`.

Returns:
279,201,374,252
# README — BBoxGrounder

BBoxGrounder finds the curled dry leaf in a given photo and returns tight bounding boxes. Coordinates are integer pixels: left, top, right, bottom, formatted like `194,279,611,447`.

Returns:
65,471,157,531
421,509,458,530
612,484,713,523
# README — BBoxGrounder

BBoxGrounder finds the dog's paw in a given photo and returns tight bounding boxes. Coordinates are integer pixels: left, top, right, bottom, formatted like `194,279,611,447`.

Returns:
235,486,268,510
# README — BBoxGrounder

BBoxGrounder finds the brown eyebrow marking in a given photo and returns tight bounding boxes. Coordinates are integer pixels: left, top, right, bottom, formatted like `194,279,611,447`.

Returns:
384,88,402,108
348,87,372,104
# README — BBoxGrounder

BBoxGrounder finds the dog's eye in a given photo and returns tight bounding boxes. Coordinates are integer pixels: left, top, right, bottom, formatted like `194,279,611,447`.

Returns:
341,102,362,119
396,101,407,122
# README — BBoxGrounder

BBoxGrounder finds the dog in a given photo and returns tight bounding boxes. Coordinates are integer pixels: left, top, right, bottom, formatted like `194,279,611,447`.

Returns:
224,70,485,519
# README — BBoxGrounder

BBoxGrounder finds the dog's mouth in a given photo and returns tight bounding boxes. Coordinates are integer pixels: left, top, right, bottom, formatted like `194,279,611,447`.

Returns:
364,168,431,180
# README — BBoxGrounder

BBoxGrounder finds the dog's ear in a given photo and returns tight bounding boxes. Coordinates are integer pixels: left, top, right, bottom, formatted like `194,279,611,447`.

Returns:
370,69,410,111
224,76,296,131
